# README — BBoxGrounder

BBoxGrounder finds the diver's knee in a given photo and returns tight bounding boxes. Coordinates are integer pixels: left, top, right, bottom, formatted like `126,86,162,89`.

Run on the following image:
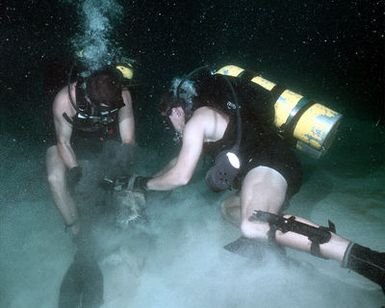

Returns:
240,219,269,240
47,169,65,188
46,146,65,185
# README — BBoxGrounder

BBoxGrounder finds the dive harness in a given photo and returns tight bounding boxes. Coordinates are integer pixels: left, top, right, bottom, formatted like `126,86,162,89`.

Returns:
63,64,122,130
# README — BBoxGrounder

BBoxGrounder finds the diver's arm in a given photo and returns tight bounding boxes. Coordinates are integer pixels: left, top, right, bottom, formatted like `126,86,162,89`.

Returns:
118,89,135,144
153,157,178,177
53,88,78,169
146,115,205,190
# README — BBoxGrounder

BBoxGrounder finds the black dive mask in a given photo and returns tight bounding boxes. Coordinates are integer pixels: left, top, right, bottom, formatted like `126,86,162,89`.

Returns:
205,148,241,192
74,78,124,126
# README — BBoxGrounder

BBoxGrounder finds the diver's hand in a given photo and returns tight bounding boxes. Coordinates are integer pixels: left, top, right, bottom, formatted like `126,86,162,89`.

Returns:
68,166,82,183
100,174,150,192
67,166,82,192
100,176,115,191
132,176,150,192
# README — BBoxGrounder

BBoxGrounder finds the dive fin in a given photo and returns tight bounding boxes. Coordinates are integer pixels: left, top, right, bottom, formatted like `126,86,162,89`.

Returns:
59,252,103,308
58,260,82,308
224,236,286,260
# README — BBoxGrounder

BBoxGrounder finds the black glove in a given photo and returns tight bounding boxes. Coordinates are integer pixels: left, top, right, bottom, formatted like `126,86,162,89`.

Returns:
133,176,150,192
99,176,115,191
100,174,150,192
67,166,82,192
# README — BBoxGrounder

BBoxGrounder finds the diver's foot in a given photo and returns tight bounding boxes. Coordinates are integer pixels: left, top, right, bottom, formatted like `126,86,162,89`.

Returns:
65,219,80,236
343,243,385,294
71,224,80,236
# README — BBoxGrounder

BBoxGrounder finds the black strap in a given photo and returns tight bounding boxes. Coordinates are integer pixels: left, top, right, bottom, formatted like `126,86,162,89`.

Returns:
238,70,257,82
67,64,79,112
250,210,336,258
278,97,315,137
62,112,74,125
270,85,286,103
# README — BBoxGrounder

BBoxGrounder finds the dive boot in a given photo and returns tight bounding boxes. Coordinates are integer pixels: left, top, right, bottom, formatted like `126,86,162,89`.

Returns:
343,243,385,293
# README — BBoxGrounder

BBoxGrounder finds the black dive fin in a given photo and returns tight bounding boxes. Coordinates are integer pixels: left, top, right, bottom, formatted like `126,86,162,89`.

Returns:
59,252,103,308
224,237,287,260
58,260,82,308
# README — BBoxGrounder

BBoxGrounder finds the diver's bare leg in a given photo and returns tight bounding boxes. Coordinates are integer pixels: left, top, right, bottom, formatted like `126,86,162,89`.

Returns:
46,145,80,235
225,166,385,290
239,166,350,261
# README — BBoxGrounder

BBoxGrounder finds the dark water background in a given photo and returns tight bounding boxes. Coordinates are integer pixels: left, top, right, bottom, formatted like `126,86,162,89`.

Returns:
1,1,384,136
1,0,383,201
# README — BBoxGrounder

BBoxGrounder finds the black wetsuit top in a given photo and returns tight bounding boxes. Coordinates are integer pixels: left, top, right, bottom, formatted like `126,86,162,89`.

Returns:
70,119,119,157
196,74,302,197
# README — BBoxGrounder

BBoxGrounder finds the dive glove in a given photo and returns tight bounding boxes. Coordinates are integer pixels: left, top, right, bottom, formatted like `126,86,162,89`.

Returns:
101,174,150,192
67,166,82,187
133,176,150,192
67,166,82,195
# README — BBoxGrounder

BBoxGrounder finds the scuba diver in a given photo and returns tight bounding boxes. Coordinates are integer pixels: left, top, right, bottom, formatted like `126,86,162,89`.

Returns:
128,67,385,294
45,60,137,307
46,64,136,236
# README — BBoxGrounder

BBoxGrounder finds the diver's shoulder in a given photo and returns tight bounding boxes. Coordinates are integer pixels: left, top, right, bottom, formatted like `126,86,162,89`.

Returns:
52,83,75,113
55,83,75,100
193,106,217,116
194,106,228,121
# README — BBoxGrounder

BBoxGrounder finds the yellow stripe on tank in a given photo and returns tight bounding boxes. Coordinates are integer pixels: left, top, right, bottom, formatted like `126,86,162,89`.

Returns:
274,90,304,128
250,76,276,91
294,104,341,150
215,65,245,77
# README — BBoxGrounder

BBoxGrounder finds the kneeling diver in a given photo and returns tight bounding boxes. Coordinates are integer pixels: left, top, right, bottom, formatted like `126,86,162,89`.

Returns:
127,66,385,294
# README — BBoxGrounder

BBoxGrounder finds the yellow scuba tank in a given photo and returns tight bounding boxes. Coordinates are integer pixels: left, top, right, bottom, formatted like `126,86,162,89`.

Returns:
115,57,134,80
214,65,342,159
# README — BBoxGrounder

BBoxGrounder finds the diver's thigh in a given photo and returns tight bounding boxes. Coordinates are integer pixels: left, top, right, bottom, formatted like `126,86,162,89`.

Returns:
46,145,66,179
240,166,288,219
